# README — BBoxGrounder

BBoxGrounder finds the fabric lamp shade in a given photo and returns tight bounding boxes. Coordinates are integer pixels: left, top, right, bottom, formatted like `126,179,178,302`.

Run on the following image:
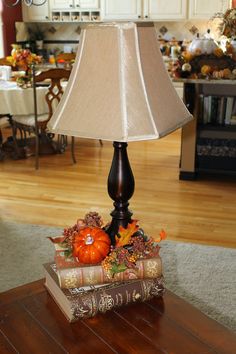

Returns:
47,22,192,142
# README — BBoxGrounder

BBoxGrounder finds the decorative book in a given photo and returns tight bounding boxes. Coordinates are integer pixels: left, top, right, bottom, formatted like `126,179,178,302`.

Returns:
55,251,162,289
44,262,165,322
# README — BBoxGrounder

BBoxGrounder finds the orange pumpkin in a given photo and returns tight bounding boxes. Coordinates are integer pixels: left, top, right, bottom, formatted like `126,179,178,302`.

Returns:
73,227,111,264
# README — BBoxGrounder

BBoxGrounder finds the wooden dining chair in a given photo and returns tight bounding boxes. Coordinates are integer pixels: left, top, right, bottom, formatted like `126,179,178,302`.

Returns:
10,68,76,169
0,116,10,161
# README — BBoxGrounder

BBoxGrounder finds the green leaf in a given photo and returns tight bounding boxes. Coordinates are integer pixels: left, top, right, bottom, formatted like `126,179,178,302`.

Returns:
59,242,69,249
111,263,127,276
64,249,73,258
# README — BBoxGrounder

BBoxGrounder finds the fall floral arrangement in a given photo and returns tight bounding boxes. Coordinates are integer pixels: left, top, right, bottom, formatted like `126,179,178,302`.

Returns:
219,8,236,39
7,47,41,73
7,47,42,88
50,212,166,277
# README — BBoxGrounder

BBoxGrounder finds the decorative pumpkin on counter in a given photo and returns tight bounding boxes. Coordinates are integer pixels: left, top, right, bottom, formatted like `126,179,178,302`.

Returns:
73,227,111,264
182,63,192,72
182,51,194,62
213,47,224,58
201,64,212,76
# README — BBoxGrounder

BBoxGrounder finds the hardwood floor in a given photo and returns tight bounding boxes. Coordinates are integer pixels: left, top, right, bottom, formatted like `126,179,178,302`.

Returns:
1,128,236,248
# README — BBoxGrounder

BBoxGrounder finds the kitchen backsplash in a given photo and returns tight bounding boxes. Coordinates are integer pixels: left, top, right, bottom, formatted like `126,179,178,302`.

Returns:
155,19,221,40
15,18,222,54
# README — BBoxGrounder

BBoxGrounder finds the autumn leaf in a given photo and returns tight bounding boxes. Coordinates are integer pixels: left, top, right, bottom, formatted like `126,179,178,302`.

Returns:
47,236,70,251
153,229,167,243
115,220,139,247
47,236,67,244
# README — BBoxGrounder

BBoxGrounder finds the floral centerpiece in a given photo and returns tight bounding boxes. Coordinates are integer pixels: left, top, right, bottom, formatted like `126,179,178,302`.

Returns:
220,8,236,39
172,49,236,80
171,8,236,80
172,35,236,80
50,211,166,280
7,46,42,87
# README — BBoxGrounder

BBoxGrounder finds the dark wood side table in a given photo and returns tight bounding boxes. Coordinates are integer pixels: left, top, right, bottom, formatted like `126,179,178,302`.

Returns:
0,279,235,353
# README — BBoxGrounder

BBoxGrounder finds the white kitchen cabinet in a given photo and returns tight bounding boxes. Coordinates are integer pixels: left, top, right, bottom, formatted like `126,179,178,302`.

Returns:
22,0,232,23
189,0,231,19
144,0,187,20
103,0,187,21
22,0,50,21
102,0,142,20
51,0,73,9
51,0,99,9
79,0,100,8
50,0,101,21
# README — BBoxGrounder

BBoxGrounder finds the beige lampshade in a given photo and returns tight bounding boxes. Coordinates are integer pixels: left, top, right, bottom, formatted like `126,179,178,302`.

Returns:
47,22,192,142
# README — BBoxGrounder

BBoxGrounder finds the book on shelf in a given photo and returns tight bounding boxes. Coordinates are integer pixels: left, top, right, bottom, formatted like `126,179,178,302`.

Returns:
44,262,165,322
210,96,219,125
197,94,204,124
55,251,163,289
199,95,236,126
230,98,236,125
217,97,227,125
203,95,211,124
225,97,235,125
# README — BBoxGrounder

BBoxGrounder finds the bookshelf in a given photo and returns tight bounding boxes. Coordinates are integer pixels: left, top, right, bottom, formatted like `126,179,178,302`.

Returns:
178,79,236,180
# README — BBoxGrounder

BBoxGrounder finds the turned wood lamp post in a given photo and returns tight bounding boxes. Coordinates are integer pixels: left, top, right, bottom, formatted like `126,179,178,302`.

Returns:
47,22,192,245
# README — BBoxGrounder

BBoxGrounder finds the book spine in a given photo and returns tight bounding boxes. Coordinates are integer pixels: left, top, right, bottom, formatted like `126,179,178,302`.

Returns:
210,96,218,125
198,94,204,124
55,252,162,289
225,97,234,125
217,97,227,125
68,277,165,321
203,96,211,124
230,97,236,125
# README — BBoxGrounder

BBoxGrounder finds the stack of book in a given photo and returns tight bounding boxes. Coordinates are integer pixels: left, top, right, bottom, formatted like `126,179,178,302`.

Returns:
199,95,236,126
44,252,164,322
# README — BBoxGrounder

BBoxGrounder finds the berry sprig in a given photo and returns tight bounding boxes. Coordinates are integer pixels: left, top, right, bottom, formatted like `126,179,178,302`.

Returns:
62,211,104,248
101,228,163,277
101,246,138,277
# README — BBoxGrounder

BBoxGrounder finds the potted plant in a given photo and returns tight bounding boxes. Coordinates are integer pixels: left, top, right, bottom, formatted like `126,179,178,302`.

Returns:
29,25,46,50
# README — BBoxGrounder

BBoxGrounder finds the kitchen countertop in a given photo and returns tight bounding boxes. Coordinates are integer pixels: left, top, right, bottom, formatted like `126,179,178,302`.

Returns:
172,78,236,85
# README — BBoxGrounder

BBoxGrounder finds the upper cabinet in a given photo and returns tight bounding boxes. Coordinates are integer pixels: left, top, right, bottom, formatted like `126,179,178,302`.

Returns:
102,0,142,20
189,0,231,19
22,0,50,21
50,0,101,22
144,0,187,20
102,0,187,20
22,0,233,22
79,0,100,8
51,0,99,9
50,0,73,9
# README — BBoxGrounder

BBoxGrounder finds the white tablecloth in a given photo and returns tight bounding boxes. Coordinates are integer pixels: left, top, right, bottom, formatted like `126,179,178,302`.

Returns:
0,80,49,116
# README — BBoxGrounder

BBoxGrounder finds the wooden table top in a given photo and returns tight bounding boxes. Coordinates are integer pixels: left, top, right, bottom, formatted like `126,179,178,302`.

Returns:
0,279,235,354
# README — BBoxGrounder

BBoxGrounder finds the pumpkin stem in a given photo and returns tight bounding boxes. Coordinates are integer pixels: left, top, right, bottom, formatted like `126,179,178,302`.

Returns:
85,234,94,245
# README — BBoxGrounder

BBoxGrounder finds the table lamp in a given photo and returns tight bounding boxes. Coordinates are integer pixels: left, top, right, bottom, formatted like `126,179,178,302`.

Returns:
47,22,193,245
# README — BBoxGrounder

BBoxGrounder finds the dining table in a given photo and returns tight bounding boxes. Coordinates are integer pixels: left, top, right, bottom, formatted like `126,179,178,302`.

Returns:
0,80,49,116
0,79,50,159
0,77,67,160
